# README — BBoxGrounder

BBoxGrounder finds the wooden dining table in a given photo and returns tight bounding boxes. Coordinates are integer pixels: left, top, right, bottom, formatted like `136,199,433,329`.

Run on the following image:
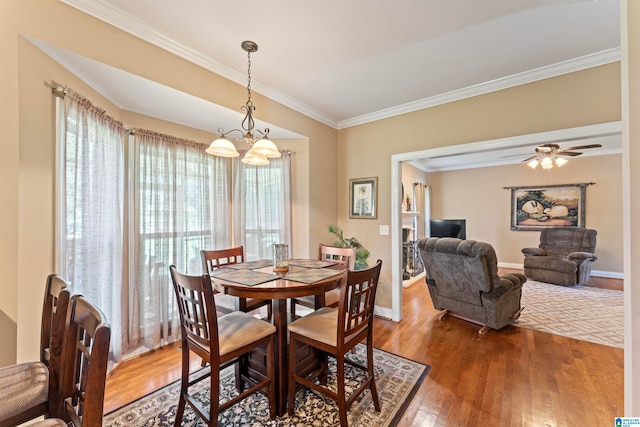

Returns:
210,259,345,415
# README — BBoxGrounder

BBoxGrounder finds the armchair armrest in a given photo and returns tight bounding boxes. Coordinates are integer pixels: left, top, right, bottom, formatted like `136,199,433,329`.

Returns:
522,247,546,257
499,273,527,290
568,251,597,263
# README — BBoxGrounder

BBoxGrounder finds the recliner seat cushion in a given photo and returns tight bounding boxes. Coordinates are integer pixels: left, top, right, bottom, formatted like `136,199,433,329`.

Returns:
523,256,577,274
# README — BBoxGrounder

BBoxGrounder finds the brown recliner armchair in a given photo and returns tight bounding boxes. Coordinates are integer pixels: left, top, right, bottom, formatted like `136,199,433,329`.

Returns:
417,237,526,334
522,227,597,286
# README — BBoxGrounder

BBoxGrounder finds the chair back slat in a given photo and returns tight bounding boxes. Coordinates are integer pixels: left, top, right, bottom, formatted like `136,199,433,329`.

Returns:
318,244,356,270
170,266,219,354
59,296,111,427
338,260,382,342
201,246,244,274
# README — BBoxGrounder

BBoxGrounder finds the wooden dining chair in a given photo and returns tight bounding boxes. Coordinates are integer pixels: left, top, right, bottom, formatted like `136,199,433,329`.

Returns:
287,259,382,427
0,274,71,427
289,244,357,316
28,295,111,427
201,247,272,319
169,265,276,426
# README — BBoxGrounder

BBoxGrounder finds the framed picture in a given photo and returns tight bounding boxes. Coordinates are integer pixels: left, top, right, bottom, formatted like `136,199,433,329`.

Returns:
349,177,378,219
510,183,586,231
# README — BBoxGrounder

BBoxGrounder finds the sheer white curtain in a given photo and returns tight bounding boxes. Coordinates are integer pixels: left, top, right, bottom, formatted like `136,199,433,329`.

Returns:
61,90,126,361
129,130,230,351
232,151,292,260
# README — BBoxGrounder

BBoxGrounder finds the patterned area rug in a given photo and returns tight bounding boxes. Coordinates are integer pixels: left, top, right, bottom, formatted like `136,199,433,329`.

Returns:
513,280,623,348
103,346,429,427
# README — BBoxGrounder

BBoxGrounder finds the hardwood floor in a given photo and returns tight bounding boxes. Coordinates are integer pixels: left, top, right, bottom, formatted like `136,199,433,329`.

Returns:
104,275,624,426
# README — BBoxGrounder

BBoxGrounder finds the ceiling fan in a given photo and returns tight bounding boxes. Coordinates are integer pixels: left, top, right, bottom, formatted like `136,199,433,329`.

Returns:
505,143,602,169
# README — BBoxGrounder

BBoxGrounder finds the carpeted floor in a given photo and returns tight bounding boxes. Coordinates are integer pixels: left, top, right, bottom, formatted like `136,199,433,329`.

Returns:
103,345,429,427
513,280,623,348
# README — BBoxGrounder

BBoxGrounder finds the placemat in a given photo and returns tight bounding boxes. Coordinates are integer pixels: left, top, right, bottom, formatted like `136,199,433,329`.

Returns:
212,270,278,286
284,268,343,284
288,259,339,268
226,259,273,270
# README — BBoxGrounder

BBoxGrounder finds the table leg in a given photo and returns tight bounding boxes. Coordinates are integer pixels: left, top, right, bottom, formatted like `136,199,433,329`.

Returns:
273,298,288,416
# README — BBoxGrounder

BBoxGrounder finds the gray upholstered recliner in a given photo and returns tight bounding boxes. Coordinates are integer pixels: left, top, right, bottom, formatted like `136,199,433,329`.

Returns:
417,237,526,334
522,227,597,286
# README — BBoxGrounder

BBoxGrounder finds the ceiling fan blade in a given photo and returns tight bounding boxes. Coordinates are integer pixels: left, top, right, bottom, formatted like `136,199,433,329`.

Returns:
521,155,538,163
559,144,602,151
500,152,532,158
557,151,582,157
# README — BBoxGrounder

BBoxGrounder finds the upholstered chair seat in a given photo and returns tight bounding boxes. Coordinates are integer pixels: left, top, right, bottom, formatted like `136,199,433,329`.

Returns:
0,362,49,422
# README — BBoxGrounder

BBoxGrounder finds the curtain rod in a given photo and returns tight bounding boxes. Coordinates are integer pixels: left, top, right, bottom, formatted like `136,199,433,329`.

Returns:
50,83,296,154
502,182,595,190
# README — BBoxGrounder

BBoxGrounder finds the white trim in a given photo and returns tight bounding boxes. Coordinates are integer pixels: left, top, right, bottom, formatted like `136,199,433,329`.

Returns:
374,306,394,320
60,0,620,131
339,49,620,130
402,271,425,288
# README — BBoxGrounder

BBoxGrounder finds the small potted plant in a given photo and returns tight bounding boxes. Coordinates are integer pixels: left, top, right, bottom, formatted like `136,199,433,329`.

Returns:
405,193,412,211
327,224,370,270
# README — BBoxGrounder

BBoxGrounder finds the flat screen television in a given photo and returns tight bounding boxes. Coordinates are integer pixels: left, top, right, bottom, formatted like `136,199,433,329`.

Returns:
429,219,466,240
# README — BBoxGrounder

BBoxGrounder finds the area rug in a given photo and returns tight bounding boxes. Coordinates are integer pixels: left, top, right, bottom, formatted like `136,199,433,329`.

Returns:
103,345,429,427
513,280,623,348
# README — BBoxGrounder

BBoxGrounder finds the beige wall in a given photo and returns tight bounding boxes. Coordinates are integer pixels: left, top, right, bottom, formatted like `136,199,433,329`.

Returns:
428,154,623,273
1,0,336,364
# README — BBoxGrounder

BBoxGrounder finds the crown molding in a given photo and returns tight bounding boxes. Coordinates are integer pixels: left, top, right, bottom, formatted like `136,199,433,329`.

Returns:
59,0,339,129
60,0,619,132
339,48,620,130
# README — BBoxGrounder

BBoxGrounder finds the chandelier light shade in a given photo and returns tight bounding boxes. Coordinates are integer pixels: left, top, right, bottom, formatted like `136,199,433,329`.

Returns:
206,40,279,164
241,150,270,165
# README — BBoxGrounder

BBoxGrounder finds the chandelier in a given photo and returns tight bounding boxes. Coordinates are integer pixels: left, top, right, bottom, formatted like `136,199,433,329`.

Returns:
206,41,280,165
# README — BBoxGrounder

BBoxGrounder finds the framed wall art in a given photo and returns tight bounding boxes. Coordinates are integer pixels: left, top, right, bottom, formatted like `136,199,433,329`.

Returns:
349,177,378,219
509,183,590,231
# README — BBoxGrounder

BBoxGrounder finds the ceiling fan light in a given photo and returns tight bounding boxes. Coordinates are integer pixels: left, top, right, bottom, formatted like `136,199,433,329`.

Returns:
249,138,281,158
527,159,539,169
540,156,553,169
555,157,568,167
242,150,270,165
206,137,240,157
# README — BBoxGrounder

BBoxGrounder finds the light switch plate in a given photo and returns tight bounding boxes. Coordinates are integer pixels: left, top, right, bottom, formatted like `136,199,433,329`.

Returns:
379,225,389,235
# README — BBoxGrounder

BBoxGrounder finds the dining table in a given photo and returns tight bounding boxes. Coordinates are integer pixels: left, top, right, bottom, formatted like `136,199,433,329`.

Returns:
210,258,346,416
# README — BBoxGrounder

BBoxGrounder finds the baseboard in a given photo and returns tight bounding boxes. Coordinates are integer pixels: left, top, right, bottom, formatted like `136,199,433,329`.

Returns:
374,306,394,320
402,271,425,288
497,262,624,279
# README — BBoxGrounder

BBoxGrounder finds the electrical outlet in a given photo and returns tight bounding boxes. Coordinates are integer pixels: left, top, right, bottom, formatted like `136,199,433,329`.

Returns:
379,225,389,235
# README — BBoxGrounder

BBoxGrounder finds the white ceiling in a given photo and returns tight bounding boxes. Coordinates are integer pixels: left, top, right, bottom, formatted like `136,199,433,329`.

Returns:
49,0,621,169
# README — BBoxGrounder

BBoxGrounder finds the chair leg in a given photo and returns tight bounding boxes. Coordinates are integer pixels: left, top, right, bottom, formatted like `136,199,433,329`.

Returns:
287,334,298,416
235,354,247,393
267,335,276,420
336,353,349,427
290,300,297,317
320,352,328,385
367,336,381,412
174,346,189,426
210,367,220,426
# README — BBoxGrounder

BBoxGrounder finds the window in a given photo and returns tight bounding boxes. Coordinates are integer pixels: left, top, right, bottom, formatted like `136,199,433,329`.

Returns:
56,90,291,363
